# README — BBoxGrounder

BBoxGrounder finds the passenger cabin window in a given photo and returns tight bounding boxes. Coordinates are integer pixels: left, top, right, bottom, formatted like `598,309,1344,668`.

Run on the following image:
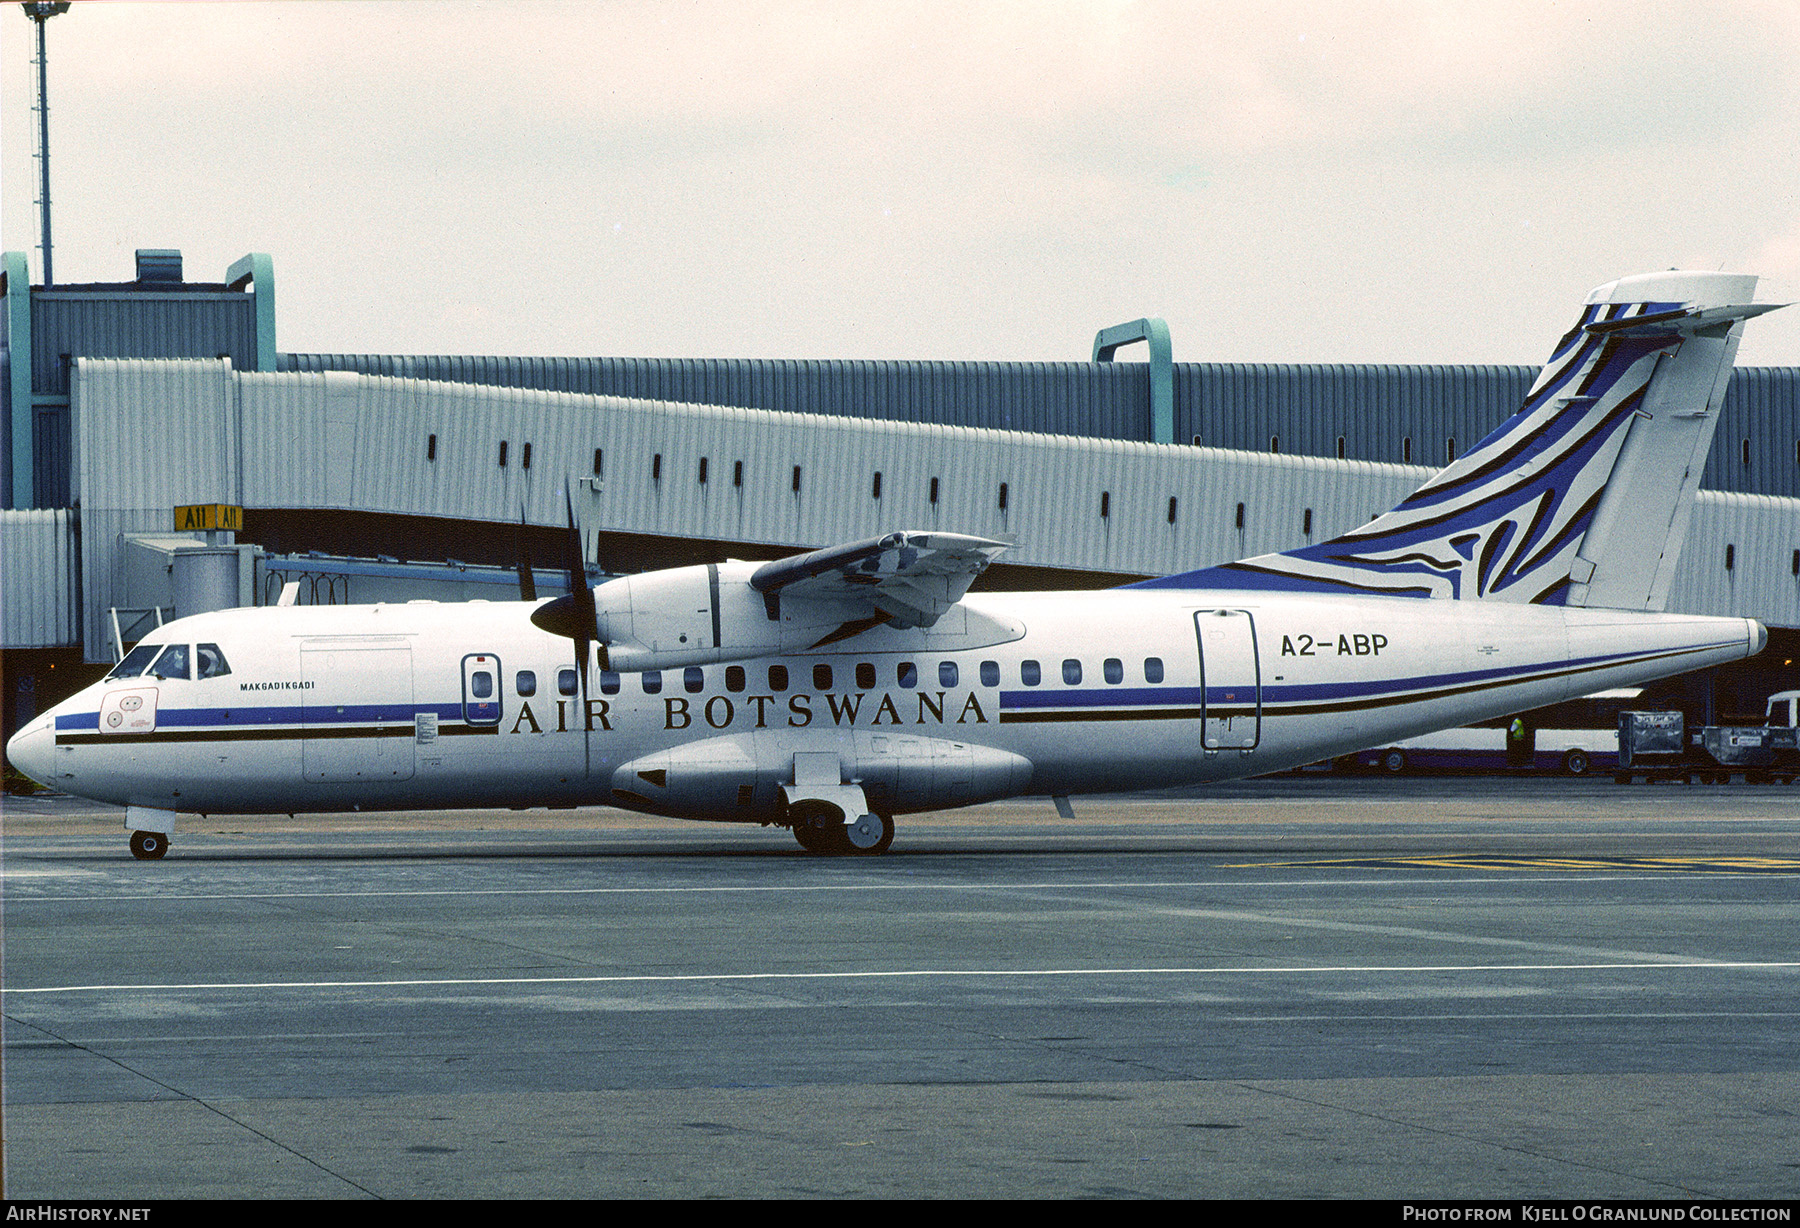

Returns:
516,670,537,697
642,671,663,695
106,643,161,680
684,666,705,693
768,665,789,692
725,665,746,693
1144,657,1164,683
1103,658,1123,684
897,662,918,688
1021,660,1041,686
470,670,494,699
813,663,833,691
1063,659,1082,685
197,643,231,679
939,661,958,688
150,644,191,681
856,662,876,689
600,670,621,695
980,660,999,687
559,669,579,696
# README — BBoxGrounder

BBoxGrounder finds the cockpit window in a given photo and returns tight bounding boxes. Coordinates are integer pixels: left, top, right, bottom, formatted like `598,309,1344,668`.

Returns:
150,644,191,680
197,644,231,679
105,643,161,680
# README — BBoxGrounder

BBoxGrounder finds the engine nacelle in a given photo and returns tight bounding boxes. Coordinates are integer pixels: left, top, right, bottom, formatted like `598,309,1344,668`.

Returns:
593,561,857,673
533,531,1022,671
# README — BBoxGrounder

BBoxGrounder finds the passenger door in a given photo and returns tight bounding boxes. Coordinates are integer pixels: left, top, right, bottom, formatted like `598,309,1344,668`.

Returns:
461,653,503,727
1194,610,1261,750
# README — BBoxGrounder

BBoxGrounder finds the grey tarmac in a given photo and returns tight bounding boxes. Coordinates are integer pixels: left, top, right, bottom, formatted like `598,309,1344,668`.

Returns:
3,776,1797,1199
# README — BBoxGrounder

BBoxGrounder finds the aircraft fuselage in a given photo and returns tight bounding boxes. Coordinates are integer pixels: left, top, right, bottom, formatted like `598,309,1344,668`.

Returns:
9,590,1762,821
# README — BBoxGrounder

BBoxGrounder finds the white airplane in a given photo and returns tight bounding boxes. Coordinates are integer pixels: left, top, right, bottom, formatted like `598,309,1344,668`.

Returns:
6,271,1782,859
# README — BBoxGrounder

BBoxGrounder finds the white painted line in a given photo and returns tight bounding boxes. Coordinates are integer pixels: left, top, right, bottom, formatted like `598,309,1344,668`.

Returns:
0,867,105,878
10,960,1799,996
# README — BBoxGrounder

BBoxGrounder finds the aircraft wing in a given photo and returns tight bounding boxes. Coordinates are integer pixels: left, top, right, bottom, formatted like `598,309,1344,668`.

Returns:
750,532,1010,630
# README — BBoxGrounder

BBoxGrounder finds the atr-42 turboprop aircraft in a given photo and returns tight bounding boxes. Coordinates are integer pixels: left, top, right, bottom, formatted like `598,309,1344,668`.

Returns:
6,271,1782,859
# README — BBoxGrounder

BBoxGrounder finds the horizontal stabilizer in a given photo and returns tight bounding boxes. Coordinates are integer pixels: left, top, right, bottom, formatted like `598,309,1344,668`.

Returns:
1583,300,1785,337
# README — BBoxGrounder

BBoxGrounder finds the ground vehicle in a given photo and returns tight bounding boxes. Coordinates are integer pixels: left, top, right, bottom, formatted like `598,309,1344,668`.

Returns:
1344,690,1641,775
1615,691,1800,783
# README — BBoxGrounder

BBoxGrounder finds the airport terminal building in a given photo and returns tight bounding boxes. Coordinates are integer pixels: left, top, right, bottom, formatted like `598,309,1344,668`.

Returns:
5,250,1797,753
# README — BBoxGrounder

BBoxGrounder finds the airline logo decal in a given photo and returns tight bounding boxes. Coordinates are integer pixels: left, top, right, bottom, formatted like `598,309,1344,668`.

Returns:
1137,299,1686,603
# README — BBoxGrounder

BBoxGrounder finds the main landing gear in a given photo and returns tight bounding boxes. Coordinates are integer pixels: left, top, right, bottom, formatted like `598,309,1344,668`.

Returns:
788,801,895,855
129,830,168,860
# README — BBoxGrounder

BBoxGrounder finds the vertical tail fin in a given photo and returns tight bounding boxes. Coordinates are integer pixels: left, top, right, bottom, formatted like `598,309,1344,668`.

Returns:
1147,271,1779,608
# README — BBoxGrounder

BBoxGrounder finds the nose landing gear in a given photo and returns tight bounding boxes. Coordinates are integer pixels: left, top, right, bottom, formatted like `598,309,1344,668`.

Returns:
124,806,178,861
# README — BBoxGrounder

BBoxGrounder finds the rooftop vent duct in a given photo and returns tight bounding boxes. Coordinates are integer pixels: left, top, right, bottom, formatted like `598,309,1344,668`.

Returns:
134,249,182,283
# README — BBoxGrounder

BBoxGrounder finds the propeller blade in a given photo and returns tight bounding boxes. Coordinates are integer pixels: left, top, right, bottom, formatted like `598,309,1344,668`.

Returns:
528,483,602,704
515,505,537,602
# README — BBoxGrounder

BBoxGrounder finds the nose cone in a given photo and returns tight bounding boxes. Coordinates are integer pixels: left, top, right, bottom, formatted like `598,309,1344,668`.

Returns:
6,717,55,790
1749,619,1768,657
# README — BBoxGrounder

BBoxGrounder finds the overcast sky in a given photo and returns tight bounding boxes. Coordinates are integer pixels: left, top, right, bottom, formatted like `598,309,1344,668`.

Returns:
4,1,1797,368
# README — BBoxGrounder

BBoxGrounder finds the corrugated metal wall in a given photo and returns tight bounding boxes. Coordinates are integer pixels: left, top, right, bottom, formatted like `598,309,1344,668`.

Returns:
52,358,1793,664
234,367,1426,578
282,354,1800,499
14,286,259,514
24,356,1796,655
32,398,69,507
32,290,259,395
280,354,1154,439
1174,363,1537,467
73,358,239,656
1669,493,1800,627
1707,368,1800,497
1,508,77,647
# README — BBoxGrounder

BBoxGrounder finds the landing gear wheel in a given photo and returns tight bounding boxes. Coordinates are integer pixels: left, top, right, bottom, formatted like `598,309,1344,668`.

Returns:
1381,749,1407,774
791,819,828,853
789,802,848,855
1563,749,1590,776
129,830,167,861
844,812,895,855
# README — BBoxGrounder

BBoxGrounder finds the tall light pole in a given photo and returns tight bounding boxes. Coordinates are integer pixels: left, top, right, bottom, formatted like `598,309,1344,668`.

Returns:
21,2,70,285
